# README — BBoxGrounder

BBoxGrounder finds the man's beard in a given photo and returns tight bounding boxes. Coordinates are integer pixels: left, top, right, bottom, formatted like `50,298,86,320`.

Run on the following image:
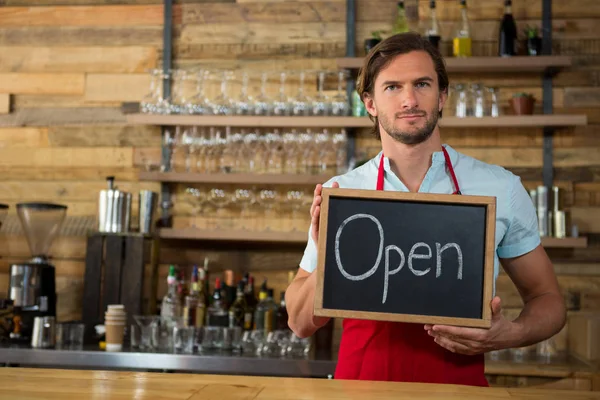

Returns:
378,106,439,145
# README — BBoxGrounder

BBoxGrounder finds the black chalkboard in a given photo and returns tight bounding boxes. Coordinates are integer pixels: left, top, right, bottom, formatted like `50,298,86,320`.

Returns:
314,188,496,328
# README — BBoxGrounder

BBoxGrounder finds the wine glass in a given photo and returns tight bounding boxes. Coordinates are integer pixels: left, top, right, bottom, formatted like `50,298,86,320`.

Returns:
283,130,299,174
253,72,273,116
330,70,350,116
311,71,330,116
182,187,207,229
233,188,254,231
234,71,254,115
207,188,231,230
189,69,212,115
291,70,312,116
272,72,291,116
211,70,235,115
258,189,279,231
286,190,305,232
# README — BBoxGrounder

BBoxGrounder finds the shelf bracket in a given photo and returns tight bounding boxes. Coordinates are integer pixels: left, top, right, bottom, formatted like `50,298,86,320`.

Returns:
345,0,357,170
541,0,553,190
160,0,174,227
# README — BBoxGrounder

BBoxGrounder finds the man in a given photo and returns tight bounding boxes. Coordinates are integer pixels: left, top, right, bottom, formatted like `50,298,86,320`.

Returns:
285,32,566,386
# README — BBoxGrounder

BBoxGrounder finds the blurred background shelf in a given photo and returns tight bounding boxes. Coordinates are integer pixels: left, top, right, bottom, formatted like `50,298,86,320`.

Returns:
541,237,588,248
139,172,331,186
158,228,307,244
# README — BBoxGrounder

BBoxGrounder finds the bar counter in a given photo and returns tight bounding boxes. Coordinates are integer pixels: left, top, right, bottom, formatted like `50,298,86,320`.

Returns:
2,367,600,400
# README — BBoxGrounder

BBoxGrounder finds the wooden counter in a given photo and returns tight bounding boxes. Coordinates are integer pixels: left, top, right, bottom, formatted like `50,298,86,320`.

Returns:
2,368,600,400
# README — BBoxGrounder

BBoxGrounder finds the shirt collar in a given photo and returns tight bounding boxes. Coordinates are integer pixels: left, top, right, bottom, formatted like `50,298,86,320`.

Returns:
377,143,458,173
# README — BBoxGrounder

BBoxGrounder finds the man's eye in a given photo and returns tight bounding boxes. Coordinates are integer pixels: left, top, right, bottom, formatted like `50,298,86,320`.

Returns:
385,85,398,91
416,82,430,88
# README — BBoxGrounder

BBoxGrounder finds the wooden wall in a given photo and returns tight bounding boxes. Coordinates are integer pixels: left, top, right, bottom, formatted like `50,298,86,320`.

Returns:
0,0,599,361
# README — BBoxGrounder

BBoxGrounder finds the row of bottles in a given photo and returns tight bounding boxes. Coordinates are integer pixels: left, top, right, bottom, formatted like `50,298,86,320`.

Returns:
160,262,291,333
391,0,518,58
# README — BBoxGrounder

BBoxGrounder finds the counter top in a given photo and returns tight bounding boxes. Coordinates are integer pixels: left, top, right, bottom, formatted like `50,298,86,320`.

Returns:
2,367,600,400
0,344,596,379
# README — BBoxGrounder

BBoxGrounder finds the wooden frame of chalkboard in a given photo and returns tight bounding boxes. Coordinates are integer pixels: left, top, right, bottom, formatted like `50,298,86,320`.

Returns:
314,188,496,328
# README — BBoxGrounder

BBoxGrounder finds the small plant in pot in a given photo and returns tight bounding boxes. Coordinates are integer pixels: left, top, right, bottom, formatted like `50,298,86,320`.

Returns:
524,26,542,56
364,31,385,55
510,92,535,115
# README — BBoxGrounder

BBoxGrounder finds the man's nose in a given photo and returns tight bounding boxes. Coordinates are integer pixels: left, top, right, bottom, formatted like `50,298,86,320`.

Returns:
401,87,418,109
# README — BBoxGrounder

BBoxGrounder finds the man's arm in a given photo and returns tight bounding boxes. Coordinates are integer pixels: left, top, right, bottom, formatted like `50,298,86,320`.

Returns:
285,268,330,338
499,244,566,347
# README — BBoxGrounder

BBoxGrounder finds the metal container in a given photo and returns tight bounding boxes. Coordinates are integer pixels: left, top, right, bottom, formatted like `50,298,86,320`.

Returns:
9,264,42,308
123,193,132,232
554,210,567,238
99,177,115,233
139,190,158,234
536,185,548,211
98,177,133,233
552,186,563,212
31,316,56,348
538,210,549,237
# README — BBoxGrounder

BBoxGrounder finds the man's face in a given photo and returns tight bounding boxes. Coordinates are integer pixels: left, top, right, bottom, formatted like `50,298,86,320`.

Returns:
364,51,447,145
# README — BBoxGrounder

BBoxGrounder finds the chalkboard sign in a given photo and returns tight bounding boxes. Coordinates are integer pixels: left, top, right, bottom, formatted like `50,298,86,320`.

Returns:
314,188,496,328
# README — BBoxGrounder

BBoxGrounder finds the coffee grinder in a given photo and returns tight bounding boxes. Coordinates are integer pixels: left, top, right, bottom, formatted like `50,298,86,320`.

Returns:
8,203,67,342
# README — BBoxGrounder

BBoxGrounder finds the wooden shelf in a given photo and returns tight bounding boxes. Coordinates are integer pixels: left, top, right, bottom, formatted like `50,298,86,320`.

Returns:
139,172,332,185
127,114,587,128
337,55,573,73
158,228,307,244
541,236,587,248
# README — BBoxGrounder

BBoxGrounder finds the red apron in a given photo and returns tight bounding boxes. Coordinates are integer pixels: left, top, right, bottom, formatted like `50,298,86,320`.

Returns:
334,146,488,386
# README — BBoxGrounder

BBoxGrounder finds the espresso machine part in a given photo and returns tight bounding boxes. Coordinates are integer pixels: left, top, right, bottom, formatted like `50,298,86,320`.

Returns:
98,176,132,233
8,202,67,343
31,316,56,348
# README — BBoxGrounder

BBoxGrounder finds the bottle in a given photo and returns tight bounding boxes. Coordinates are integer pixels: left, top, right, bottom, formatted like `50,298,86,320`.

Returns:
253,281,269,331
202,257,210,306
160,265,182,322
223,269,237,308
206,277,228,327
195,266,207,328
244,276,257,331
264,289,278,333
392,1,409,35
276,291,289,331
498,0,517,56
183,265,206,328
425,1,441,50
228,281,248,329
452,0,472,57
177,268,188,306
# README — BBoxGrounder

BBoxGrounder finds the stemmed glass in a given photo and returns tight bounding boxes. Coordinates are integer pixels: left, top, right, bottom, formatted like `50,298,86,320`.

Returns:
234,71,254,115
233,189,254,230
253,72,272,116
291,71,312,116
183,187,207,229
211,70,235,115
189,69,212,115
330,70,350,116
147,69,171,115
258,189,279,231
312,71,330,116
140,69,159,114
169,69,192,114
286,190,305,232
207,188,231,230
283,130,299,174
272,72,291,116
265,129,284,174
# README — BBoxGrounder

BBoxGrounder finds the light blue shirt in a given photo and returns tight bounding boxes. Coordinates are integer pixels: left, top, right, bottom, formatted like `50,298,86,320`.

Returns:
299,144,541,292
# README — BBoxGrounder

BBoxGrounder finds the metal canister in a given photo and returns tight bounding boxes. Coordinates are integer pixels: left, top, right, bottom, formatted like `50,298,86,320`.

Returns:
536,185,548,211
538,210,549,237
552,186,562,212
123,192,132,233
553,210,567,238
31,316,56,348
98,176,115,232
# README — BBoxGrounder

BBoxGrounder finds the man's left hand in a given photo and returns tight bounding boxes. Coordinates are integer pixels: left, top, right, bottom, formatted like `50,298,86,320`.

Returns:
424,296,520,355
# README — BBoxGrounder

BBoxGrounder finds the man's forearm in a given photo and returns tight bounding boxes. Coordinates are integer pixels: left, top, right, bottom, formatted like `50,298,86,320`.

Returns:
509,292,566,348
286,275,329,338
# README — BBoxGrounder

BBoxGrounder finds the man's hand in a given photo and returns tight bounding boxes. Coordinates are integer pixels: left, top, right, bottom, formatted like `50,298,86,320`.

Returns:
310,182,339,244
424,296,520,355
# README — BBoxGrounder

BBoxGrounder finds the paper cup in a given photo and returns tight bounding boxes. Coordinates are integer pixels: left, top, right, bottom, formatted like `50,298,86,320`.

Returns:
105,323,125,351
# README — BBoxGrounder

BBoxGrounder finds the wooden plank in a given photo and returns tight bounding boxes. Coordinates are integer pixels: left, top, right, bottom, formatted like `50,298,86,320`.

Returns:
0,127,48,147
541,237,588,248
84,74,150,103
126,114,588,128
0,73,84,95
139,171,333,186
0,93,9,114
120,236,145,329
12,95,121,109
0,148,133,168
175,42,345,60
0,167,139,181
0,26,163,47
0,47,158,73
564,88,600,108
571,207,600,234
179,22,345,45
0,5,164,27
48,125,161,148
102,235,123,315
337,56,572,72
0,107,127,127
0,181,158,201
82,235,103,342
182,2,345,24
0,258,83,276
0,235,86,259
159,228,307,244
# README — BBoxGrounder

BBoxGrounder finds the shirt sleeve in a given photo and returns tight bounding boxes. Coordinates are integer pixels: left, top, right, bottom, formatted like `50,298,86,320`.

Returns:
496,174,541,258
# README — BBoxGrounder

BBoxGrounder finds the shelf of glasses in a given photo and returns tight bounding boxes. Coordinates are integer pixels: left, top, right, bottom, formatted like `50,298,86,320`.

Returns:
126,114,586,128
541,236,587,248
337,55,573,73
158,228,307,243
139,172,332,186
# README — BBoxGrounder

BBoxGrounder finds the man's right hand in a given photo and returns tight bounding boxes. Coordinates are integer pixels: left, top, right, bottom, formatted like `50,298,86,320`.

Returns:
310,182,339,244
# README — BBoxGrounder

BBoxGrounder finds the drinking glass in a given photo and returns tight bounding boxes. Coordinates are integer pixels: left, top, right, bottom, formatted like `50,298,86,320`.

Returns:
330,70,350,116
265,129,284,174
253,72,273,116
233,188,254,230
312,71,330,116
471,83,486,118
487,87,501,117
272,72,291,116
173,326,195,353
286,190,305,232
291,70,312,116
211,70,235,115
208,188,231,230
133,315,160,350
283,130,300,174
201,326,223,351
189,69,212,115
259,189,279,231
234,71,254,115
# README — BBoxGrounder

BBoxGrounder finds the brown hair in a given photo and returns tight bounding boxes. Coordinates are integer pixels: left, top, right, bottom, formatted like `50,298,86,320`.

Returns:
356,32,449,139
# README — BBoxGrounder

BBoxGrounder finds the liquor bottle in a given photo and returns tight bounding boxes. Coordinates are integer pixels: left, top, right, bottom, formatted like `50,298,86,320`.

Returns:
264,289,278,333
244,276,257,331
452,0,472,57
228,281,248,329
498,0,517,56
160,265,182,322
425,0,441,50
177,268,188,306
202,257,210,306
195,266,207,328
253,280,269,331
223,269,237,308
183,265,206,328
206,277,229,327
392,1,409,35
276,291,289,331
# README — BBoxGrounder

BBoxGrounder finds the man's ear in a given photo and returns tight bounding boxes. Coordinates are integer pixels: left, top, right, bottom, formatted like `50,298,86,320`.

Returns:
363,93,378,117
438,88,448,115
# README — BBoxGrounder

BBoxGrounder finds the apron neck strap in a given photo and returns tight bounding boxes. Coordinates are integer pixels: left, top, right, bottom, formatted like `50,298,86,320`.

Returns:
376,147,461,194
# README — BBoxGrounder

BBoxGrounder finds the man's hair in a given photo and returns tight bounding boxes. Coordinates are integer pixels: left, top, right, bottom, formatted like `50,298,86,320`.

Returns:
356,32,449,139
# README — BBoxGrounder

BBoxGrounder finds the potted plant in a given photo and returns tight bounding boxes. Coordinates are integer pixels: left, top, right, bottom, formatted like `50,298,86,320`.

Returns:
510,92,536,115
524,26,542,56
364,31,384,55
